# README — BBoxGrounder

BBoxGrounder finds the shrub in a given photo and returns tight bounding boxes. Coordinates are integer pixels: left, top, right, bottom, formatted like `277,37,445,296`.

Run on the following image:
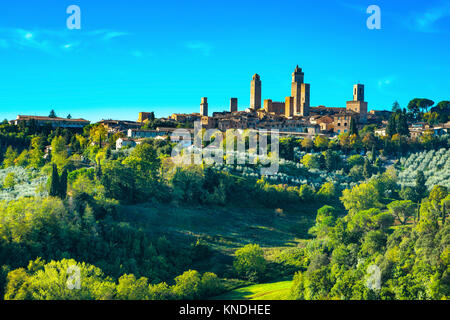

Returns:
233,244,267,282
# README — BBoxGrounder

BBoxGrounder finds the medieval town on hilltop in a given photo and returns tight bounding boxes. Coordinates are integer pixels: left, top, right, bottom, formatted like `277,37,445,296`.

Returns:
9,65,450,150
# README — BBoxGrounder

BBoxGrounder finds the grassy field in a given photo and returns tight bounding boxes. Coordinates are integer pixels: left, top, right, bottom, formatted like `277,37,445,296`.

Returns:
118,202,318,278
119,202,318,255
212,280,294,300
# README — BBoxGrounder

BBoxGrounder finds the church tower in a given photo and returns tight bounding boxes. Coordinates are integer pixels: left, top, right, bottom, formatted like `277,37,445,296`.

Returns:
346,84,368,123
250,74,261,110
353,84,364,102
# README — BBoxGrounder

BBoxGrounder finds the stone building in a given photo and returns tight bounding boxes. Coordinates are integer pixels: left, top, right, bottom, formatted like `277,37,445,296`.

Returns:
264,99,286,115
346,84,368,123
170,113,201,122
333,111,358,134
138,112,154,123
98,119,142,133
13,115,90,128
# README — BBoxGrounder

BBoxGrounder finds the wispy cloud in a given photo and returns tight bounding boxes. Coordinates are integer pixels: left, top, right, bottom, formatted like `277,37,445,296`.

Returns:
339,1,367,13
0,28,132,54
130,50,154,58
376,75,397,94
377,78,393,88
405,2,450,33
185,41,213,56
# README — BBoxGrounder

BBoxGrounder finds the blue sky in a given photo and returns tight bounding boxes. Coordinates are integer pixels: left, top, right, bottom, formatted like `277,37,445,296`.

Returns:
0,0,449,122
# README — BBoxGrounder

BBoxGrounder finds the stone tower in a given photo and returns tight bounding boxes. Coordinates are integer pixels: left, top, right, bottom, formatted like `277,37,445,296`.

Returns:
285,96,294,117
346,84,368,123
301,83,310,117
200,97,208,117
230,98,238,113
353,84,364,102
250,74,261,110
291,66,310,116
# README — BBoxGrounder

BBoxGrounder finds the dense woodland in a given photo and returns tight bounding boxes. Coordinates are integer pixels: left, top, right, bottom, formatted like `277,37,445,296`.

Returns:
0,101,449,300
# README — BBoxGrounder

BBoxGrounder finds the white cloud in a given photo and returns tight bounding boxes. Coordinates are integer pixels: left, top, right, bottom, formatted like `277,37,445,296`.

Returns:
0,28,132,54
407,3,450,32
185,41,213,56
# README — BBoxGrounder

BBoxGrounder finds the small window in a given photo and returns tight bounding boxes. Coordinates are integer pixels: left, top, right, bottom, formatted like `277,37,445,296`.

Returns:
344,123,347,126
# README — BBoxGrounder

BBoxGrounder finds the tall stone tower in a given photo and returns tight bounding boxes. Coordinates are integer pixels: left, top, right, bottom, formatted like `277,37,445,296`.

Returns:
250,74,261,110
301,83,310,116
200,97,208,117
291,66,310,116
353,84,364,102
230,98,238,113
346,84,368,123
285,96,294,118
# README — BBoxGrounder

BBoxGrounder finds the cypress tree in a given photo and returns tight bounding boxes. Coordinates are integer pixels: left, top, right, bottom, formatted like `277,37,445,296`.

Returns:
386,113,397,136
349,118,358,136
59,169,68,199
49,164,60,197
363,159,372,179
396,112,410,136
414,171,427,202
371,145,376,163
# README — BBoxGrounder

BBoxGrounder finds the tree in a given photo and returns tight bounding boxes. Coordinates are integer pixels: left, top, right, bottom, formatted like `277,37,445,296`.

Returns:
414,171,427,202
323,150,342,171
310,205,339,238
116,274,149,300
338,133,351,152
314,135,329,150
49,109,57,118
67,114,72,119
233,244,267,282
172,270,202,300
3,172,16,189
317,182,338,201
301,137,314,151
387,200,416,225
386,113,397,136
301,154,320,169
51,136,69,170
370,145,377,163
29,137,45,168
340,182,381,213
349,118,358,136
3,146,18,168
407,98,434,120
49,164,60,197
363,159,372,179
431,101,450,123
59,168,68,199
399,186,416,202
4,259,116,300
396,112,409,136
391,101,401,113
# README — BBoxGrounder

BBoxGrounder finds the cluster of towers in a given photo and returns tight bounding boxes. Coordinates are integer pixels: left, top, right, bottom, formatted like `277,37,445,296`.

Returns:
250,65,311,117
199,65,367,121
